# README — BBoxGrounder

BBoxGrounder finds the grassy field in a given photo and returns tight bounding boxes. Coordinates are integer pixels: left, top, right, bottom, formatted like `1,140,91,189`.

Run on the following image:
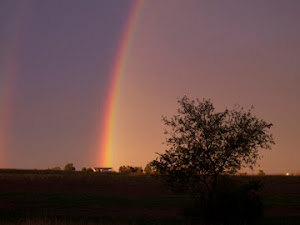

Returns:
0,170,299,225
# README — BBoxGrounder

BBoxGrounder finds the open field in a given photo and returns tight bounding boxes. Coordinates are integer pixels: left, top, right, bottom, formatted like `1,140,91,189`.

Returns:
0,170,299,225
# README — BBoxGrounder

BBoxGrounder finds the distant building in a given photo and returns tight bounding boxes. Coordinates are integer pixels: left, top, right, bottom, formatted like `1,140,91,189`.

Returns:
93,167,113,173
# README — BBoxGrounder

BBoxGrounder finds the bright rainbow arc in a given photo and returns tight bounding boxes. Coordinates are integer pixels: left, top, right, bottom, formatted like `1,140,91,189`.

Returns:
98,1,145,167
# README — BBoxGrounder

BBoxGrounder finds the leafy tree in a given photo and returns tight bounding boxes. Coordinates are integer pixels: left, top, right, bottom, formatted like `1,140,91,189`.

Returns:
119,165,129,173
119,165,143,174
135,166,143,173
144,163,154,175
64,163,75,171
152,96,274,199
86,168,94,172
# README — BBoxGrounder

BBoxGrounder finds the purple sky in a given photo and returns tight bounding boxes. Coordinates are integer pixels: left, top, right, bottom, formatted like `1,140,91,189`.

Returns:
0,0,299,174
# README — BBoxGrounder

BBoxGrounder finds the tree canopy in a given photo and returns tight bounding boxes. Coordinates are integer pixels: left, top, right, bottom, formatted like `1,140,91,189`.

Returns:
119,165,143,174
64,163,75,171
152,96,274,196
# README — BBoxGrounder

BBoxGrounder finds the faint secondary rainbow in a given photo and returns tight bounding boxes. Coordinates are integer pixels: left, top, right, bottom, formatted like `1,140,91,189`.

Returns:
0,1,29,167
98,1,145,167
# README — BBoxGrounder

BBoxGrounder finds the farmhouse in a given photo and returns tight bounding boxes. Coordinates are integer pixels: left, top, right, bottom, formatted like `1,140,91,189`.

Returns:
93,167,113,173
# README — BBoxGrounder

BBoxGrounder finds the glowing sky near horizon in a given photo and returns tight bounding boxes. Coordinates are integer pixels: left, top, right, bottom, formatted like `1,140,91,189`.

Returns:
0,0,299,174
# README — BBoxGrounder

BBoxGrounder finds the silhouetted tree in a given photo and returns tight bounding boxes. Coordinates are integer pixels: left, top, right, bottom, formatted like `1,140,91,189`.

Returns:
64,163,75,171
119,165,143,174
152,96,274,199
144,163,152,174
135,166,143,173
144,163,155,175
119,165,129,173
86,168,94,172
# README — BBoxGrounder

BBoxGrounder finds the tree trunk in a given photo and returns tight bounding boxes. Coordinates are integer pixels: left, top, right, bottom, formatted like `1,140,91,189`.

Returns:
209,175,218,200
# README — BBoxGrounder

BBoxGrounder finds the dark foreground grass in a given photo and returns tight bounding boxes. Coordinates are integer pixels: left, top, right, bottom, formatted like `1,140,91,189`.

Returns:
260,175,300,225
0,171,299,225
0,218,187,225
0,171,192,224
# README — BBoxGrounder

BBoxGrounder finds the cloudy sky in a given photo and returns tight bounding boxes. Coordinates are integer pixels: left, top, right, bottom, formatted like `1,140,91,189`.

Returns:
0,0,299,174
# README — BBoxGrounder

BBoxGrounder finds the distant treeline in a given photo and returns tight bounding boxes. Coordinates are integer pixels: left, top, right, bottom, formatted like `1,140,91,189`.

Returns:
0,163,156,174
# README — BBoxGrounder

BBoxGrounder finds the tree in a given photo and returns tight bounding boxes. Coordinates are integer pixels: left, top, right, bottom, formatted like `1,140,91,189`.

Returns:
135,166,143,173
119,165,143,174
152,96,274,199
119,165,130,174
258,169,266,176
64,163,75,171
86,168,94,172
144,163,154,175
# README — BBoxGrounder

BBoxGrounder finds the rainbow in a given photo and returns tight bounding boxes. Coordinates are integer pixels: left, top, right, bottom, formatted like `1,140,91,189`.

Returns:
97,1,145,167
0,1,29,167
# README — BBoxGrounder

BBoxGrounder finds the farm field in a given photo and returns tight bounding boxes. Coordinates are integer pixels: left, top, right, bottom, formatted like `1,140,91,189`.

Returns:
0,170,299,225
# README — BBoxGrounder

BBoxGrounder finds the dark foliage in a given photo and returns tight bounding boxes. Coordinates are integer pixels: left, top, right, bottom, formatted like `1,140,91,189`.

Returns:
144,163,155,175
64,163,75,171
185,177,264,225
152,96,274,199
119,165,143,174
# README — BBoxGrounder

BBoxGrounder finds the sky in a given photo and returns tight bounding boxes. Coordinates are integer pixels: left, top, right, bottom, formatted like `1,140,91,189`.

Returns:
0,0,299,174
